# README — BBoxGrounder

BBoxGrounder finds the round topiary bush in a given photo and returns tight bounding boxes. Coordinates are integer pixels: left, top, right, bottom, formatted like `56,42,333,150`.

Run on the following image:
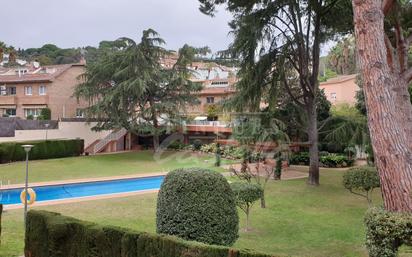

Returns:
343,166,380,204
156,168,239,246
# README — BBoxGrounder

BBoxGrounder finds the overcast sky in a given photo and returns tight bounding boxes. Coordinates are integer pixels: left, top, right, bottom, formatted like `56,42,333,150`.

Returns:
2,0,333,55
1,0,233,52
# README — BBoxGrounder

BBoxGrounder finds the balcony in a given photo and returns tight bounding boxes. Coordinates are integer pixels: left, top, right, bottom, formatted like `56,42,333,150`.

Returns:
184,121,233,134
0,95,17,105
19,95,49,105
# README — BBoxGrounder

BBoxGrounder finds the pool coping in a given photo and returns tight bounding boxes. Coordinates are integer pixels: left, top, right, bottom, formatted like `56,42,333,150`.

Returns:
4,188,160,210
0,172,168,190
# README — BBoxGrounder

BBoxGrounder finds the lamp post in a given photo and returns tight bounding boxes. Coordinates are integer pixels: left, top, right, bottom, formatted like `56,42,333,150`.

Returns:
45,123,50,141
22,144,34,227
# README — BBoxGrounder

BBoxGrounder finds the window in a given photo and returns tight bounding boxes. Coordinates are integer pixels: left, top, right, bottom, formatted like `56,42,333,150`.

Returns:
206,97,215,104
76,108,84,118
24,109,40,118
5,109,16,117
330,92,337,101
39,85,47,95
25,86,32,95
8,86,16,95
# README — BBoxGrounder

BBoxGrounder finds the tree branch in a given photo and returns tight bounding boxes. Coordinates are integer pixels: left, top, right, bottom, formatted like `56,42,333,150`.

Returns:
384,34,396,72
282,76,305,107
402,67,412,83
394,18,408,72
382,0,395,15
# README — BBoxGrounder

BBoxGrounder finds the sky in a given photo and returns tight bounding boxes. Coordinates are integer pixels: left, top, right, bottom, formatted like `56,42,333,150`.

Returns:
1,0,333,55
1,0,233,52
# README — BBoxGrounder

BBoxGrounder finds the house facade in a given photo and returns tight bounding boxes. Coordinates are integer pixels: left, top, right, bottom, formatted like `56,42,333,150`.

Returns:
0,62,88,119
319,74,360,105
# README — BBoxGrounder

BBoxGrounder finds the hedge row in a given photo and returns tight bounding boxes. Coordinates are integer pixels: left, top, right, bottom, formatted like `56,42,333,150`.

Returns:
365,208,412,257
25,210,274,257
0,139,84,163
289,152,354,167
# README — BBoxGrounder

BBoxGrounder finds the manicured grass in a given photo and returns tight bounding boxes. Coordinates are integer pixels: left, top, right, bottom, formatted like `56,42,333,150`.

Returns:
1,168,387,257
0,150,231,185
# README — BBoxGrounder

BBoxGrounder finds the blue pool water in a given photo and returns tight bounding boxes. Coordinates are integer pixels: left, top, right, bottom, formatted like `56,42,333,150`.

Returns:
0,176,164,205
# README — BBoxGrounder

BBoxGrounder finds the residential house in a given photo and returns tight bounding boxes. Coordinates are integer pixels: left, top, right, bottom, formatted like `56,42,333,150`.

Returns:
0,62,88,119
319,74,360,105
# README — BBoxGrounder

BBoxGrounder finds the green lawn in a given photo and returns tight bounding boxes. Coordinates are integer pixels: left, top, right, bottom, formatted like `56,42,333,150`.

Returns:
1,164,388,257
0,150,230,185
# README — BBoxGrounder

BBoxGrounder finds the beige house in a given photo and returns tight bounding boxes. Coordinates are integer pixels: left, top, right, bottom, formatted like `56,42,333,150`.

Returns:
319,74,360,105
0,62,88,119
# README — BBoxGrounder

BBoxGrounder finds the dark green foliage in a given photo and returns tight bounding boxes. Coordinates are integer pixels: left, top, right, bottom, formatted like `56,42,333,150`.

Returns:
0,139,84,163
192,139,202,151
230,182,263,230
26,115,34,120
25,210,273,257
38,108,52,120
215,143,221,167
75,30,202,151
364,208,412,257
343,166,380,204
289,152,353,167
167,140,186,150
156,168,239,246
275,158,282,180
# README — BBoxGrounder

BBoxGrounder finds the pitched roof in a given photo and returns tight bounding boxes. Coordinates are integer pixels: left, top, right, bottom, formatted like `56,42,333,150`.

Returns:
320,74,357,85
0,63,84,84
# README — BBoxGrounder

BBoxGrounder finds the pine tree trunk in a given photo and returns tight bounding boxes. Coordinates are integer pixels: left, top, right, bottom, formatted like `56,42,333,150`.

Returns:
307,100,320,186
352,0,412,212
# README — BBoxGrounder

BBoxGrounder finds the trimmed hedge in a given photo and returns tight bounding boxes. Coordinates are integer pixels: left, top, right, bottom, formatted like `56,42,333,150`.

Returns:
289,152,354,167
0,139,84,163
156,168,239,246
25,210,274,257
365,208,412,257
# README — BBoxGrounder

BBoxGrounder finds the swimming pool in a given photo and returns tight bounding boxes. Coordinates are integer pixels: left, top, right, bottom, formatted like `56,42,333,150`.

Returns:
0,175,164,206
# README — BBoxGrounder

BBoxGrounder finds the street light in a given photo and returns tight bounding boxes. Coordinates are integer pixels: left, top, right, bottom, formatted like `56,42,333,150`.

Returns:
22,144,34,227
45,123,50,141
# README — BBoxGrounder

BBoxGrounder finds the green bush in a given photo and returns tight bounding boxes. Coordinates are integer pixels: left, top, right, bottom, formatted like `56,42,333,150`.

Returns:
364,208,412,257
26,210,274,257
290,152,354,167
156,168,239,246
0,139,84,163
230,182,263,231
167,140,186,150
192,139,203,150
38,108,51,120
289,152,310,165
343,166,380,204
320,153,353,167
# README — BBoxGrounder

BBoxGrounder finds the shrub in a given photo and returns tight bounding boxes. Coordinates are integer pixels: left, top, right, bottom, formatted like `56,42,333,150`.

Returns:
290,152,354,167
156,168,239,246
230,182,263,231
26,210,274,257
364,208,412,257
289,152,310,165
167,140,185,150
38,108,51,120
320,153,353,167
26,115,34,120
342,166,380,204
0,139,84,163
192,139,202,151
274,158,282,180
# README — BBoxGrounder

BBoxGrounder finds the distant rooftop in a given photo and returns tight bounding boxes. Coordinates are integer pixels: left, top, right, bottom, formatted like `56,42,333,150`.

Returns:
320,74,357,85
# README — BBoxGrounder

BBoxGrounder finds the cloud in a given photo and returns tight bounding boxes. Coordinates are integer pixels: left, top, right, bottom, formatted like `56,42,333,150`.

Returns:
1,0,233,52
